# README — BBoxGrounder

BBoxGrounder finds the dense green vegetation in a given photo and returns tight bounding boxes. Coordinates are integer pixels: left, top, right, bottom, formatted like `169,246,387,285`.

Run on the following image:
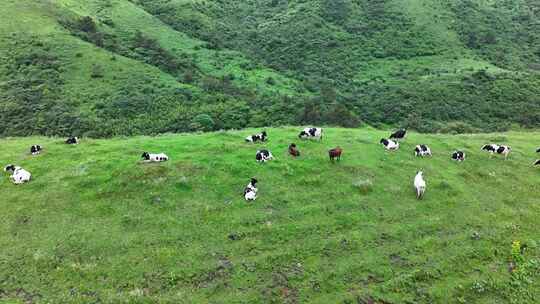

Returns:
0,0,539,137
1,127,540,303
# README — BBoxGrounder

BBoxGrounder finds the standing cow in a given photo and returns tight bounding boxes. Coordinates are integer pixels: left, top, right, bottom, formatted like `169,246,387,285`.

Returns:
414,171,426,200
328,147,343,162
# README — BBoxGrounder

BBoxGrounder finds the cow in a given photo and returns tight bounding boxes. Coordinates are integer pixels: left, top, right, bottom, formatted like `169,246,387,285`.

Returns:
141,152,169,162
380,138,399,151
245,131,268,143
390,129,407,141
243,178,258,201
256,150,273,163
65,137,79,145
534,160,540,166
329,147,342,162
414,171,426,200
30,145,42,155
536,148,540,153
414,145,432,157
4,165,31,184
481,144,511,159
288,143,300,157
451,151,466,162
298,127,323,140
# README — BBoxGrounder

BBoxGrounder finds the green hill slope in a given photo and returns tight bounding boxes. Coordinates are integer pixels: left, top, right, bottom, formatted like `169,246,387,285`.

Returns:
1,128,539,303
1,0,539,136
0,0,306,137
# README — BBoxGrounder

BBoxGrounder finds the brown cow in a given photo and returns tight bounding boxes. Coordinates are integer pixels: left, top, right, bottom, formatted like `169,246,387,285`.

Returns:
288,143,300,157
329,147,342,162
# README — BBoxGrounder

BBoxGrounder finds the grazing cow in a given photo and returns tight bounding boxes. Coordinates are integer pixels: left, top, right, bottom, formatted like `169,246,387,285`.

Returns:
534,160,540,166
390,129,407,141
65,137,79,145
243,178,258,201
329,147,343,162
141,152,169,162
298,127,323,140
451,151,466,162
380,138,399,151
245,131,268,143
414,145,432,157
288,143,300,157
414,171,426,200
30,145,42,155
4,165,31,184
256,149,273,163
481,144,511,159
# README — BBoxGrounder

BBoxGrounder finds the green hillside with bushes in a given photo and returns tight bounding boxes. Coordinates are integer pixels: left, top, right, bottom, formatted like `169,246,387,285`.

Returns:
0,0,539,136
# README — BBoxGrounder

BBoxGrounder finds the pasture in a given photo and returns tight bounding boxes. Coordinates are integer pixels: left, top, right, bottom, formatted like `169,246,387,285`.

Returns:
1,127,539,303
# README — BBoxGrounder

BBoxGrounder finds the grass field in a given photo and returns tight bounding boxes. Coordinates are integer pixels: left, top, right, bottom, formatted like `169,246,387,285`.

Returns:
1,127,539,303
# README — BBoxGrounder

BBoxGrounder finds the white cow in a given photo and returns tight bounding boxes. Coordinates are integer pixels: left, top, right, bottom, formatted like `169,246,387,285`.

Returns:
414,171,426,200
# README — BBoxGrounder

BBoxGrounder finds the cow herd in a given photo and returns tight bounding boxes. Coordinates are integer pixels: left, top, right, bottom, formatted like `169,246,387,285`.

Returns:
2,128,540,202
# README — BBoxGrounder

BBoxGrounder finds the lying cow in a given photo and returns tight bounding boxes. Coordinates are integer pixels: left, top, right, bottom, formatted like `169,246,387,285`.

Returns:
4,165,31,184
414,145,432,157
243,178,258,201
30,145,42,155
390,129,407,141
245,131,268,143
141,152,169,162
481,144,511,159
451,151,466,162
380,138,399,151
65,137,79,145
329,147,342,161
298,127,323,140
256,150,273,163
288,143,300,157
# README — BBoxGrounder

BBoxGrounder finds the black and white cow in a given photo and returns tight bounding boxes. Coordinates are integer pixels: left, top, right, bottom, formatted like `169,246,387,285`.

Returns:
298,127,323,140
243,178,258,201
65,137,79,145
414,144,432,157
256,150,273,163
451,151,466,162
534,160,540,166
536,148,540,153
4,164,31,184
245,131,268,143
481,144,511,159
380,138,399,151
141,152,169,162
390,129,407,141
30,145,42,155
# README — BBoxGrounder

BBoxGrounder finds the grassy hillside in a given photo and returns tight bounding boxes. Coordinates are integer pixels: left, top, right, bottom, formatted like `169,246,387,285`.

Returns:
1,0,540,137
1,127,539,303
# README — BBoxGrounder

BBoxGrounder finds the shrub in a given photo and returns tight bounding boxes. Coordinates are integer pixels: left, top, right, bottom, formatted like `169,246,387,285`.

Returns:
190,114,215,131
353,179,373,195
